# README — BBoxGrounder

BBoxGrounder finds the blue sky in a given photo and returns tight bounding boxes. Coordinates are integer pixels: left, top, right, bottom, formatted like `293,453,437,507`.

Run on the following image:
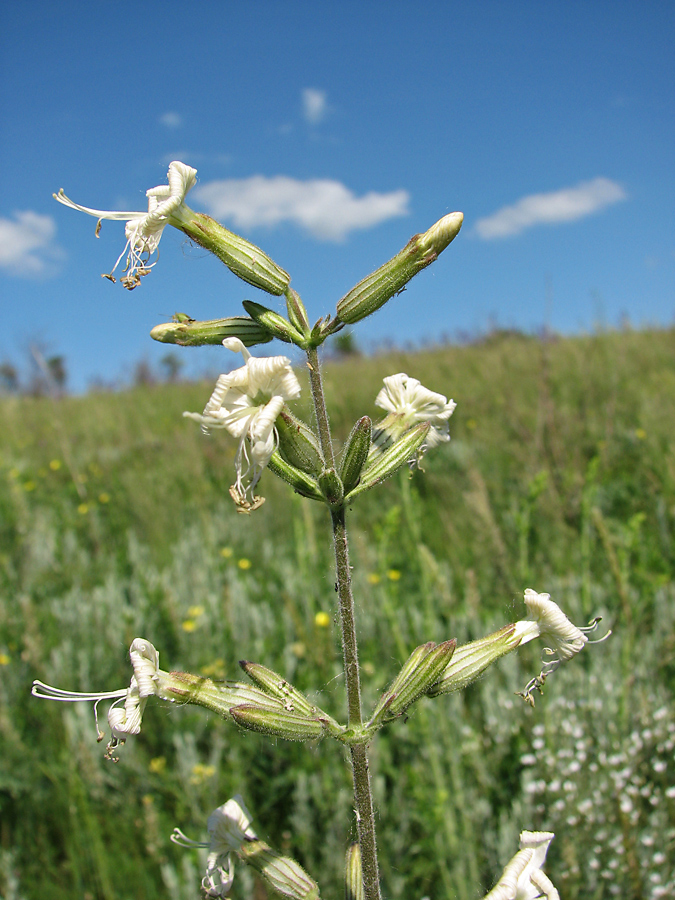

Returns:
1,1,673,391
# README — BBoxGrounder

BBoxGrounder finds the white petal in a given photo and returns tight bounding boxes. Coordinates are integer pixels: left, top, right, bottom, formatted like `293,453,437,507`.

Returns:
203,852,235,898
246,355,301,401
375,373,408,414
208,796,257,853
222,336,251,360
107,680,146,737
129,638,160,697
249,396,284,466
523,590,588,660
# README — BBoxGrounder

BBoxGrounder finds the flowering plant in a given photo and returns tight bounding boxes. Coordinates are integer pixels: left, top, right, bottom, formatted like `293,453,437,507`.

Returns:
40,161,609,899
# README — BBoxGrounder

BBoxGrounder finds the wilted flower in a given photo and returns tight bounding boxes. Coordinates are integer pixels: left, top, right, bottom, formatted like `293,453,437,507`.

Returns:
54,160,197,288
371,373,456,459
171,796,257,898
482,831,559,900
32,638,160,759
184,338,301,511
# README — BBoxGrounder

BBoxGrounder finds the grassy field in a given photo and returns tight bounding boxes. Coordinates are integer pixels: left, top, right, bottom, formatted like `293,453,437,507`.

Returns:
1,327,674,900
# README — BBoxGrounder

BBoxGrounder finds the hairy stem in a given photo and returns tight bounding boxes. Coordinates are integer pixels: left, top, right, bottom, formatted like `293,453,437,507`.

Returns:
306,346,382,900
306,346,335,468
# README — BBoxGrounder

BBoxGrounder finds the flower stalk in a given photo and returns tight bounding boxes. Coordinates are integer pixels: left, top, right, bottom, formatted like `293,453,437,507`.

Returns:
304,344,382,900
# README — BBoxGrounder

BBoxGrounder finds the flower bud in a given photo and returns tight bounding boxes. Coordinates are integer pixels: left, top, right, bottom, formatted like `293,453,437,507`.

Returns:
158,672,289,718
239,842,320,900
285,289,311,337
150,315,273,347
339,417,372,495
242,300,304,345
276,410,325,476
267,451,324,501
336,212,463,324
368,640,456,726
318,467,344,507
346,423,430,500
175,210,290,295
230,704,325,741
345,844,364,900
239,661,318,719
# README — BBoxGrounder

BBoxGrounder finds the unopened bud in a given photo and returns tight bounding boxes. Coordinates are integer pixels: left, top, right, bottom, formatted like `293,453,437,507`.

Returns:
336,212,463,324
369,640,456,726
159,671,287,719
318,467,344,507
150,315,273,347
231,704,325,741
285,289,311,337
267,451,324,501
427,625,520,696
276,411,324,476
240,661,318,719
240,842,320,900
346,423,430,501
175,211,290,295
339,417,372,495
242,300,303,344
345,844,363,900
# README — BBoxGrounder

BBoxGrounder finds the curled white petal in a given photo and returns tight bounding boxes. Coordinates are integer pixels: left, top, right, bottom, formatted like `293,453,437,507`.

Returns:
520,589,588,660
173,796,257,898
107,678,146,737
130,638,160,697
373,372,456,451
222,336,251,359
31,637,159,756
202,853,235,898
483,831,558,900
208,795,258,851
184,349,301,506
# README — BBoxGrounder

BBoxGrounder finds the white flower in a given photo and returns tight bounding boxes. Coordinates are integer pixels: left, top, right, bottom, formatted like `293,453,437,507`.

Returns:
514,590,589,660
482,831,559,900
54,160,196,289
184,338,301,511
372,372,456,455
32,638,160,760
513,589,607,704
171,796,257,898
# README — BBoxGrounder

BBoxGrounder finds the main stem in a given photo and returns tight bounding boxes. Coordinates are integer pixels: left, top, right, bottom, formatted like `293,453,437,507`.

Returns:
306,346,382,900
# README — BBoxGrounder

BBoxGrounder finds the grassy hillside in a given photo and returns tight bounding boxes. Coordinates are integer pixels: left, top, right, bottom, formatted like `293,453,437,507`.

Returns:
1,327,674,900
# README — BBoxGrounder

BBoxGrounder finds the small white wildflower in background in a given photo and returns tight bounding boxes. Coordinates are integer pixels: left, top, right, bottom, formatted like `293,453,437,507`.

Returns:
54,161,197,288
482,830,559,900
184,338,301,512
32,638,160,759
371,372,456,458
172,795,257,898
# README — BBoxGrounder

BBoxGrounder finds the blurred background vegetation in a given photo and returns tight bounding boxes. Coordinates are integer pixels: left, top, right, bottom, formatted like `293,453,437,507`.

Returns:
1,327,674,900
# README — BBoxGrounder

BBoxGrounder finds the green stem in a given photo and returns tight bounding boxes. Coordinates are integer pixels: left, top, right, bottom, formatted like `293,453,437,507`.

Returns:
306,346,335,467
305,346,382,900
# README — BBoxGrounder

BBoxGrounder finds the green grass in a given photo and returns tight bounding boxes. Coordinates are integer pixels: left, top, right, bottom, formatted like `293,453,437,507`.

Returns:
1,326,674,900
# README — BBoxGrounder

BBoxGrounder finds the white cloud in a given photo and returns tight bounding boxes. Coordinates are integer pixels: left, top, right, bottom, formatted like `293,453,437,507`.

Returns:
193,175,409,241
0,211,62,277
474,177,627,240
302,88,328,124
159,111,183,129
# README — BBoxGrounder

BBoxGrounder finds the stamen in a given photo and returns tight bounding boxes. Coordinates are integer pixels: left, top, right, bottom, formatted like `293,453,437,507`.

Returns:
580,616,612,643
31,681,128,702
170,828,209,849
